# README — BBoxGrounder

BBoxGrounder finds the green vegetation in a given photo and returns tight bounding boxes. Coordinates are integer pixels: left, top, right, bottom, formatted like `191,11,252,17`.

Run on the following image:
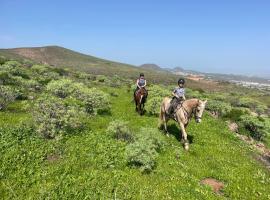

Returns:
0,57,270,199
126,128,165,172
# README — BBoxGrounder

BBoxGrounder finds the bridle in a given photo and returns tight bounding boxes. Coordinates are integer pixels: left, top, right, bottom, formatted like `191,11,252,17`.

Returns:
181,102,201,121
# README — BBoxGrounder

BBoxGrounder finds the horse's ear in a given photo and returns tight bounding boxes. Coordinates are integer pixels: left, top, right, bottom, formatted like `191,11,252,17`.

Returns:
204,100,208,104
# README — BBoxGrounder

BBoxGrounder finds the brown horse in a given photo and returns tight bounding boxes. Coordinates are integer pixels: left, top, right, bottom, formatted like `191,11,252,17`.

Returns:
134,88,147,115
159,98,207,150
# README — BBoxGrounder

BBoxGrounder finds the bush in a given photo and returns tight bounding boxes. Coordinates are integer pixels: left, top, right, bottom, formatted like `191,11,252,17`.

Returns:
145,85,170,116
76,87,111,115
148,85,170,98
185,88,203,99
33,95,84,138
4,60,21,68
96,75,107,82
31,65,59,84
206,100,232,117
226,107,250,121
0,85,18,110
106,120,134,142
0,56,8,65
47,80,111,115
46,79,80,98
255,104,268,116
126,128,165,172
146,97,163,116
239,115,269,141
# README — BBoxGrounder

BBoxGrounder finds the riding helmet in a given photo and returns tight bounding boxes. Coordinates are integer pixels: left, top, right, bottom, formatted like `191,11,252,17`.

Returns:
178,78,185,84
140,73,144,77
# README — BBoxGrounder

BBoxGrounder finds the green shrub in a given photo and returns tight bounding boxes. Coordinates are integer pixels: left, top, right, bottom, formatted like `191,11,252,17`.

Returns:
146,96,163,116
145,85,170,116
255,104,268,116
24,79,41,91
0,71,12,85
76,87,111,115
239,115,269,141
226,107,250,121
46,80,111,115
206,100,232,117
185,88,203,99
96,75,107,82
0,85,18,110
0,56,8,65
148,85,170,98
33,95,84,138
106,120,134,142
126,128,165,172
46,79,80,98
4,60,21,68
31,65,59,84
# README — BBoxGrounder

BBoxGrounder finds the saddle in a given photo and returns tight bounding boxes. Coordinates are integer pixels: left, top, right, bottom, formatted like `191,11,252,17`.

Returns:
168,98,184,121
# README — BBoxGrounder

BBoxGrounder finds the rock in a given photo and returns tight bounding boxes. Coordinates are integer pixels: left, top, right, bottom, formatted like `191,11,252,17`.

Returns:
228,122,238,133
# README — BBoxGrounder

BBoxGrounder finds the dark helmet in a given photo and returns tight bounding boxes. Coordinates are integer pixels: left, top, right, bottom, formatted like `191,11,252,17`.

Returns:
140,73,144,77
178,78,185,85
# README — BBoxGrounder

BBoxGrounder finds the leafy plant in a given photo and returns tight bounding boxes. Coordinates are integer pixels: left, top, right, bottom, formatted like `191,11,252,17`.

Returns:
206,100,232,117
146,97,163,116
46,79,80,98
0,85,18,110
33,95,84,139
146,85,170,116
76,87,111,115
239,115,269,141
106,120,134,142
126,128,165,172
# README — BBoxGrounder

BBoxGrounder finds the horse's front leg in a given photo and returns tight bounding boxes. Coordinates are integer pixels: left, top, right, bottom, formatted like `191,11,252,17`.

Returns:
139,103,143,115
179,122,189,150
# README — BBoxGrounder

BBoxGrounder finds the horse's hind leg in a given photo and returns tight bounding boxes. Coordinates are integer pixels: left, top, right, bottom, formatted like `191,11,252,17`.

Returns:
163,115,169,137
179,122,189,150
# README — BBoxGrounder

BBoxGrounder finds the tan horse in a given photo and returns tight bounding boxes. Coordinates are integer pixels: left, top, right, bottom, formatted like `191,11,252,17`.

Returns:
159,98,207,150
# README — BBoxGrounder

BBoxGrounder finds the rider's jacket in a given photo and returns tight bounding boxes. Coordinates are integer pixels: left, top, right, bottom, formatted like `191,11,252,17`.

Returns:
173,87,185,99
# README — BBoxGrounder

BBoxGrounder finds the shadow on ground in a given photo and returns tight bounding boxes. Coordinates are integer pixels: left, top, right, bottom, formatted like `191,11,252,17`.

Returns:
167,123,194,144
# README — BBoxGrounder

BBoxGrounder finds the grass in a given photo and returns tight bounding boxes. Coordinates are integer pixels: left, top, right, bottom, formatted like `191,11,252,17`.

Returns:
1,86,270,199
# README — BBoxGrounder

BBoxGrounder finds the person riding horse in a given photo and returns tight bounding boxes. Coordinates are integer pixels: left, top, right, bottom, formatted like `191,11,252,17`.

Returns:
168,78,186,117
133,73,148,115
134,73,148,100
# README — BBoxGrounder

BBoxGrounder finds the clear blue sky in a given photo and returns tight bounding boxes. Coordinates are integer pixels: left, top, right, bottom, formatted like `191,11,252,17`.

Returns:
1,0,270,77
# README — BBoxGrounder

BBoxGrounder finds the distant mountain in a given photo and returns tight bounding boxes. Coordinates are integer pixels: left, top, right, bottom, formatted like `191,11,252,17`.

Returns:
139,63,163,70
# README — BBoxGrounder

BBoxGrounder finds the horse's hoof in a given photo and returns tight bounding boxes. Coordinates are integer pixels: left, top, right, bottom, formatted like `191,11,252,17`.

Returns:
184,143,189,151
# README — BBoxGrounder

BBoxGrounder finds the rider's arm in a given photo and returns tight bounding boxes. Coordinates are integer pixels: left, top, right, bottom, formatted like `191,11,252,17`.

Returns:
136,79,141,89
182,95,186,100
172,90,179,98
143,80,147,87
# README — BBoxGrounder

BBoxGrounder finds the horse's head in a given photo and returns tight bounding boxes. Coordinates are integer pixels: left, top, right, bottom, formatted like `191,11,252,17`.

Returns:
195,100,207,123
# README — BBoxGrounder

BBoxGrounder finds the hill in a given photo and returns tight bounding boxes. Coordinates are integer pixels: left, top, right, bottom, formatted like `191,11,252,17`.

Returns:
0,46,224,90
139,63,164,71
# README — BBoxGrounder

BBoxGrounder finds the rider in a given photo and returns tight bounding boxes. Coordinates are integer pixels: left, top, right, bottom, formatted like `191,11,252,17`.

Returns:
134,73,147,98
168,78,186,115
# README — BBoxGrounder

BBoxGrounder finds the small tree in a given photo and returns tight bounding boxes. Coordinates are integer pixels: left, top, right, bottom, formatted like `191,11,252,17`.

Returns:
33,95,84,138
0,85,18,110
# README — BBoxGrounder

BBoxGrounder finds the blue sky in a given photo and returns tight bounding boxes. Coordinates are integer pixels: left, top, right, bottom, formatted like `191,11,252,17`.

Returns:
1,0,270,77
